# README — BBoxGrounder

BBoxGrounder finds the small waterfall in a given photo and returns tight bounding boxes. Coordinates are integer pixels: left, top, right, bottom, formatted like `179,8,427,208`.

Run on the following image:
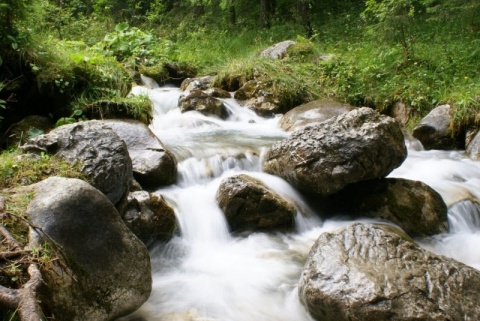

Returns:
123,84,480,320
448,199,480,233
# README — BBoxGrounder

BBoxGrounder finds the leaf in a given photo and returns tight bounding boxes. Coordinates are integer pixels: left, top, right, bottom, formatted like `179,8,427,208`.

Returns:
115,22,129,32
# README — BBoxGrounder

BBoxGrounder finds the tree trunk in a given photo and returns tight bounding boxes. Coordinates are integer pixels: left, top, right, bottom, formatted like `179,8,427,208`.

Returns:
260,0,273,28
298,1,313,38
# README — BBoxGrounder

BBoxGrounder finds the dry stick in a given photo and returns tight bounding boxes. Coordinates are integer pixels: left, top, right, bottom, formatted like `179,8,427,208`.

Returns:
0,250,31,260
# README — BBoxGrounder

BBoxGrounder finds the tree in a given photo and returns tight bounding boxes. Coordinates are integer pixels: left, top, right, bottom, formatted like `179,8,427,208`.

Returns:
362,0,426,60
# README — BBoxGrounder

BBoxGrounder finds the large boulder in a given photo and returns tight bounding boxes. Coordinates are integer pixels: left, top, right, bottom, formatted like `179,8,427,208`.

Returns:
178,90,229,119
216,174,296,232
102,119,177,189
27,177,151,321
20,121,132,204
412,104,459,150
299,223,480,321
117,190,177,244
322,178,448,237
263,108,407,197
279,100,356,132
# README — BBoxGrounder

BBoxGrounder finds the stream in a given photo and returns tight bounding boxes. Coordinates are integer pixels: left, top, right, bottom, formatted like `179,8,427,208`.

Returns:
121,84,480,321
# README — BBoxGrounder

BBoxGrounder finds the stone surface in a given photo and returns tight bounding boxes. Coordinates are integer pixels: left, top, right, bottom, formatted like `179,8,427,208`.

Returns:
118,190,177,244
216,174,296,232
323,178,448,237
180,75,215,91
234,80,282,117
178,89,229,119
279,99,356,132
412,104,459,150
103,119,177,189
466,129,480,160
389,101,413,126
259,40,296,59
263,107,407,197
299,223,480,321
27,177,151,321
20,120,132,204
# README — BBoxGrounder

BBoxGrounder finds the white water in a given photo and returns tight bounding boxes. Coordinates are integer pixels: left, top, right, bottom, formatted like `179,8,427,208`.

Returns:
121,84,480,321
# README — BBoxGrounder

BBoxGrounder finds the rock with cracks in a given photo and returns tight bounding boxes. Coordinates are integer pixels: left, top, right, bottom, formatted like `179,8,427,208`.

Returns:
27,177,151,321
263,107,407,197
103,119,177,189
178,89,229,119
299,223,480,321
20,120,132,204
216,174,296,233
117,190,177,244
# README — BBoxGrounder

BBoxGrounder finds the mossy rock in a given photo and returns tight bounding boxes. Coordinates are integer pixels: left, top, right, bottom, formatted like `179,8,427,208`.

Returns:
286,42,315,60
138,65,169,85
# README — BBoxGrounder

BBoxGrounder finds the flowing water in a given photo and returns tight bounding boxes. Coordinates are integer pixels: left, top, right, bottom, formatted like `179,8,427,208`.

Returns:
121,84,480,321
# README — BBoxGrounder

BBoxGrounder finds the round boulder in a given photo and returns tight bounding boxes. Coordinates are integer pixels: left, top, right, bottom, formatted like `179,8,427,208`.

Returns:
322,178,448,237
466,129,480,160
263,107,407,197
279,99,356,132
20,120,132,204
299,223,480,321
178,90,229,119
180,75,215,91
103,119,177,189
234,80,281,117
216,174,296,233
27,177,151,321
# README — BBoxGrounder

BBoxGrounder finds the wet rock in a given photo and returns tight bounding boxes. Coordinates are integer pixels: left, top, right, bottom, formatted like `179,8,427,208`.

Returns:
299,223,480,321
180,75,215,91
259,40,296,59
28,177,151,321
117,190,177,244
263,108,407,197
179,90,229,119
204,87,231,99
413,104,460,150
279,100,356,132
234,80,282,117
103,119,177,189
323,178,448,237
20,120,132,204
216,174,296,232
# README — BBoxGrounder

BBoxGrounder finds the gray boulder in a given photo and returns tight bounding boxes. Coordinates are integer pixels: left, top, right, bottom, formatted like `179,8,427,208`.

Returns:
259,40,296,59
263,108,407,197
216,174,296,232
27,177,151,321
299,223,480,321
413,104,459,150
20,120,132,204
117,190,177,244
103,119,177,189
178,90,229,119
279,99,356,132
323,178,448,237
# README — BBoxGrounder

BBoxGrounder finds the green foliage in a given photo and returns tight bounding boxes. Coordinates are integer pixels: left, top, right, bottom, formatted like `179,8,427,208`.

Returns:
0,150,86,189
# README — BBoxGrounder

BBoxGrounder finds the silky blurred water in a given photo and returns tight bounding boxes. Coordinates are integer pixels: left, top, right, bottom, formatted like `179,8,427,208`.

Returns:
121,84,480,321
